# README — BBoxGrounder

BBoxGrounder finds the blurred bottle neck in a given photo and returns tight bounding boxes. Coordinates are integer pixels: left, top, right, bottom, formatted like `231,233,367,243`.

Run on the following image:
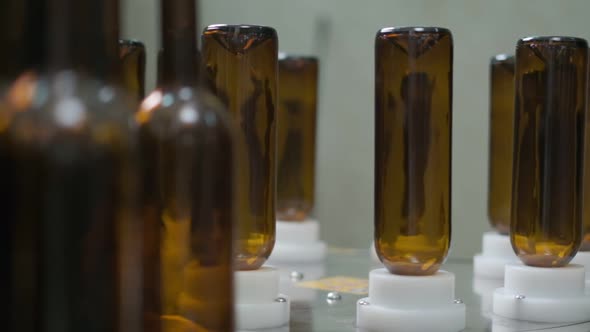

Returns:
0,0,47,82
159,0,199,87
47,0,120,83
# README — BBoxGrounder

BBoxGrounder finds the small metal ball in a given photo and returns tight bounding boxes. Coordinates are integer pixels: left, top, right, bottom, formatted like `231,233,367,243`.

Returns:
275,297,287,303
515,294,526,300
290,271,304,281
326,292,342,301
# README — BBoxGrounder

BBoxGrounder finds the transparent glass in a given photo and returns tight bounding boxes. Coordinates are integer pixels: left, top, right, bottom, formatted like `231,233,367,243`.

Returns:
202,24,278,270
374,27,453,276
488,54,515,235
276,54,318,222
511,36,587,267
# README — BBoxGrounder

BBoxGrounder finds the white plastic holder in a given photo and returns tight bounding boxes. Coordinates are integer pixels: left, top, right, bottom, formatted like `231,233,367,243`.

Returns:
493,264,590,323
268,219,326,263
572,251,590,281
235,266,290,331
473,232,519,279
356,268,466,332
473,277,503,317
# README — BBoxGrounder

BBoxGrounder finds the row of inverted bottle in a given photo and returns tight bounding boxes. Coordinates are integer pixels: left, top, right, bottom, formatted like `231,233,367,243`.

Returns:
373,30,590,275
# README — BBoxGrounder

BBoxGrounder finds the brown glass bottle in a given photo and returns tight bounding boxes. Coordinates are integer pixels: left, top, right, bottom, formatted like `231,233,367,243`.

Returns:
118,39,146,101
0,0,47,330
584,54,590,251
7,74,139,332
202,25,278,271
137,0,235,331
511,37,587,267
2,0,142,331
276,54,318,222
488,54,515,235
0,0,47,91
374,27,453,276
156,48,201,88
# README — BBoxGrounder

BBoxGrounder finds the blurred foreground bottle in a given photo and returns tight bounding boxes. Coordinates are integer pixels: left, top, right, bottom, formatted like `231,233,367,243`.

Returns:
1,0,143,332
0,0,47,330
156,48,201,88
136,0,236,331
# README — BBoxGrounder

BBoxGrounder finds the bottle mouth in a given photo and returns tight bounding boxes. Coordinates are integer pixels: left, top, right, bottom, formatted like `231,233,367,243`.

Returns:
518,36,588,48
203,24,277,54
278,52,318,63
491,53,514,64
377,26,451,36
203,24,276,37
118,39,145,48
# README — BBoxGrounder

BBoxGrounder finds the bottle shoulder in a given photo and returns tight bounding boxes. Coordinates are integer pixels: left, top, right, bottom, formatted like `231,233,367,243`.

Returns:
2,71,136,144
137,86,236,139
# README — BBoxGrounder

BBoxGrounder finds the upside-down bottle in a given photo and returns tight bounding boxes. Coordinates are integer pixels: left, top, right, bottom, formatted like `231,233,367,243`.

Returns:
118,39,146,101
488,54,515,235
202,24,278,270
276,54,319,222
511,37,587,267
374,27,453,276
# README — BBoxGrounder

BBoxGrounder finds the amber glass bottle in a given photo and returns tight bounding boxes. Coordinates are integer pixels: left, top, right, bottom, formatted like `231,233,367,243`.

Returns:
584,57,590,251
0,0,47,93
374,27,453,276
488,54,515,235
0,0,47,330
276,54,318,222
202,25,278,271
2,0,142,331
511,37,587,267
118,39,146,101
156,48,201,88
136,0,235,331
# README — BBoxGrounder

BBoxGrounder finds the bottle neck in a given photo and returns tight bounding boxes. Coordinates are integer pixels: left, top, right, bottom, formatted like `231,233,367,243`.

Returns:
0,0,47,82
160,0,199,87
48,0,119,82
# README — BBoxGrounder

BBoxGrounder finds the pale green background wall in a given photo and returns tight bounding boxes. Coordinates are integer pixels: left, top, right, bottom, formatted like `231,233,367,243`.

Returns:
121,0,590,259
